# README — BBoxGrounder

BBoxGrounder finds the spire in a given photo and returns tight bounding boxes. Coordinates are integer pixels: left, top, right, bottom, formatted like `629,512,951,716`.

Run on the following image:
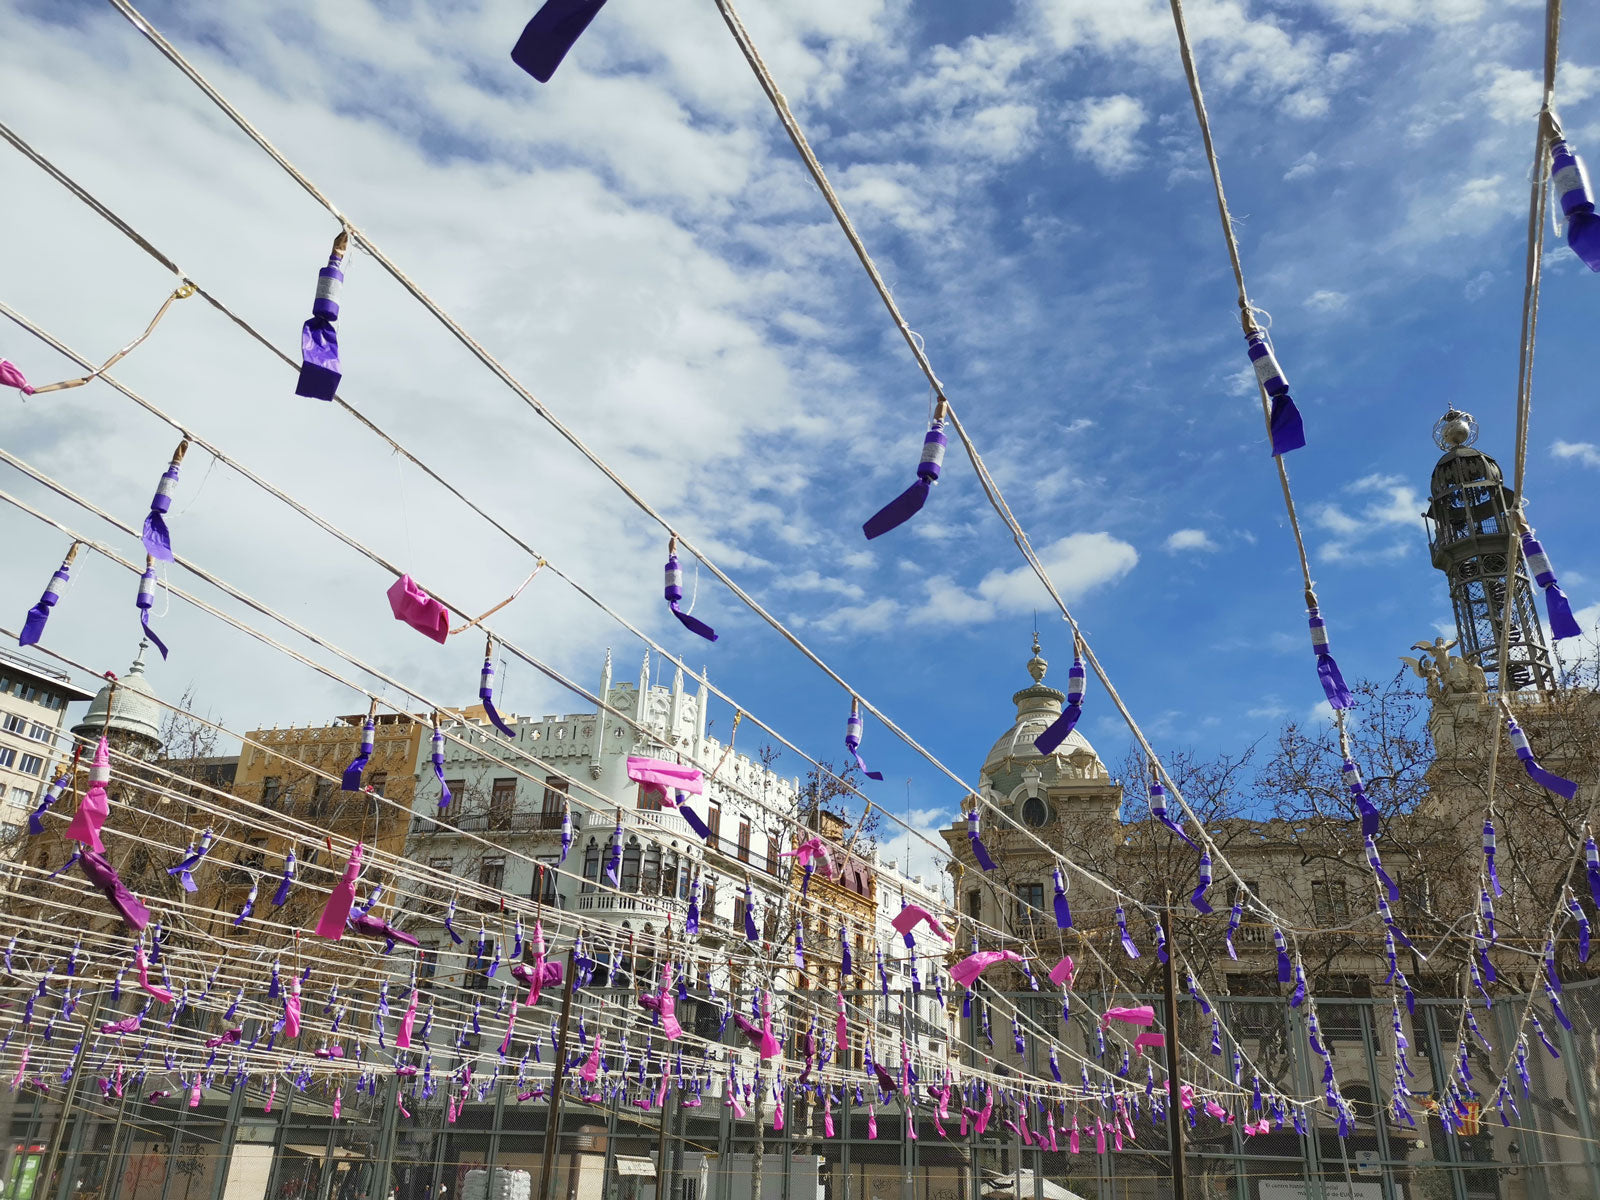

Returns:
1424,409,1554,692
1027,631,1047,684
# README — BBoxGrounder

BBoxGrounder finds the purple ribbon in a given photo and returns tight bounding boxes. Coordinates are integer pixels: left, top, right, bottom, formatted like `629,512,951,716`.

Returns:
560,803,573,862
1246,331,1305,456
1551,139,1600,269
966,809,997,871
1190,853,1213,914
1364,836,1399,905
743,883,758,943
78,850,150,930
793,924,804,969
1289,964,1306,1008
443,900,464,945
1052,867,1072,928
165,829,214,893
1344,760,1380,839
1308,609,1353,710
27,775,68,836
844,706,885,781
296,240,346,400
1033,654,1086,754
604,818,623,886
1531,1012,1561,1058
234,883,257,927
342,719,375,791
1481,890,1497,943
1521,533,1582,639
1225,899,1243,959
1546,981,1574,1032
839,924,852,975
136,564,169,660
663,552,717,641
1148,783,1198,850
1482,818,1500,897
511,0,610,82
18,549,73,648
1508,719,1577,799
685,876,700,935
142,451,183,562
1568,894,1591,963
479,655,517,738
863,417,946,540
1273,928,1291,983
273,852,295,906
1588,838,1600,907
350,914,421,950
431,727,452,813
1116,906,1139,959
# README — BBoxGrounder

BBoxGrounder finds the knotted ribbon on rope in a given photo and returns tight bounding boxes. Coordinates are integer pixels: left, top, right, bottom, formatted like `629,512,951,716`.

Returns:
273,852,296,907
664,537,717,641
63,735,112,855
1506,717,1577,799
430,716,452,812
1034,641,1085,754
1116,906,1139,959
314,841,364,940
1308,604,1353,710
79,850,149,930
1520,530,1582,639
863,404,947,540
1364,836,1399,905
135,557,170,659
1245,330,1305,456
1148,781,1197,849
1052,867,1072,928
1190,853,1213,914
1344,759,1380,839
342,706,376,791
966,807,997,871
1483,818,1501,897
296,230,348,400
141,437,189,562
1550,136,1600,271
18,542,79,648
844,698,884,781
166,829,214,893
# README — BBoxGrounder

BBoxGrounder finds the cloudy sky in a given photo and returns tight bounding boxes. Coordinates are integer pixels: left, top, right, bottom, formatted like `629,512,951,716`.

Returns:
2,0,1597,887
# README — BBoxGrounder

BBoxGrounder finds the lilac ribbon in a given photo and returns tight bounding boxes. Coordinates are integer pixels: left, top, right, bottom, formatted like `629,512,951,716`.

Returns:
685,876,700,935
1508,719,1577,799
350,914,421,949
743,883,758,943
142,445,185,562
1344,760,1380,839
1481,818,1500,897
1289,964,1307,1008
166,829,214,893
863,416,947,540
604,818,623,886
431,727,452,813
664,552,717,641
1568,893,1591,963
1190,853,1213,914
342,719,375,791
27,775,68,836
19,548,74,647
479,654,517,738
1481,890,1497,943
1116,906,1139,959
1545,980,1574,1032
1052,867,1073,928
1551,139,1600,269
677,792,714,841
1364,836,1399,905
1246,331,1305,455
560,803,573,862
1521,533,1582,639
966,809,997,871
1308,609,1353,710
234,883,257,927
1034,653,1086,754
273,852,296,906
844,705,885,781
1148,783,1198,849
1531,1012,1561,1058
1273,928,1291,983
443,899,464,945
296,239,346,400
78,850,150,930
1225,899,1243,959
511,0,610,82
136,562,169,659
1588,838,1600,908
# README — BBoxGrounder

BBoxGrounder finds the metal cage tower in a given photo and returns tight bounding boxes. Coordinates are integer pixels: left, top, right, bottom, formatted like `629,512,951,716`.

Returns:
1423,409,1554,692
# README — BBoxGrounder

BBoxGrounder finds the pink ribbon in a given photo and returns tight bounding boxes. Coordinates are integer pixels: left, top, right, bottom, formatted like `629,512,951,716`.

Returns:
136,944,172,1004
835,992,848,1057
824,1090,835,1138
500,999,519,1055
779,836,836,877
397,992,418,1049
0,360,34,395
386,575,450,643
890,904,953,944
313,842,364,940
626,757,704,799
1134,1031,1165,1054
580,1031,602,1082
1101,1005,1156,1027
284,977,302,1039
1047,956,1075,987
948,950,1023,988
63,737,111,855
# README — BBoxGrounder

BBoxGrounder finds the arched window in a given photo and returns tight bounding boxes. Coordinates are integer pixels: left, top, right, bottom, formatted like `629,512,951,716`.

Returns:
661,852,678,899
1021,796,1048,828
621,840,642,893
581,839,599,893
641,845,661,896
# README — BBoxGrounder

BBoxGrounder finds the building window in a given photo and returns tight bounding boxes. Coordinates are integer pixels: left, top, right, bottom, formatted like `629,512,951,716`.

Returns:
8,787,31,809
732,894,748,935
765,831,779,875
1230,880,1267,944
2,714,24,736
621,840,642,893
707,802,721,849
533,857,559,905
1015,883,1044,922
17,754,42,777
1020,796,1048,828
541,776,567,828
966,889,982,919
736,820,751,863
261,776,282,809
480,856,506,893
582,840,599,893
368,771,388,797
641,845,661,896
490,778,516,830
443,778,465,807
27,723,50,743
418,945,439,991
703,882,717,925
661,854,678,900
637,784,662,812
0,749,12,770
309,781,334,818
1311,880,1350,926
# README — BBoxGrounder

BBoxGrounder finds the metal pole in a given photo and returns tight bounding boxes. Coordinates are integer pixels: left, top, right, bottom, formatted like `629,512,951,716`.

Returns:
536,949,580,1200
101,1080,136,1200
261,1078,297,1200
156,1092,192,1200
206,1075,250,1200
1159,900,1186,1200
599,1082,620,1200
372,1074,402,1200
654,1071,675,1200
42,985,104,1200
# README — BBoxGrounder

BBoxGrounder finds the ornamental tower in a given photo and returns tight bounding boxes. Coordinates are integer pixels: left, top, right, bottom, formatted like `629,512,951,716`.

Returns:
1423,409,1554,692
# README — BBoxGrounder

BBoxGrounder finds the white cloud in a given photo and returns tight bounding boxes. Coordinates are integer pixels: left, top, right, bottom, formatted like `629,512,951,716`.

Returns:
1165,529,1217,552
1305,289,1350,314
1314,474,1424,562
1283,151,1319,181
1464,270,1495,300
1553,441,1600,468
1069,95,1148,177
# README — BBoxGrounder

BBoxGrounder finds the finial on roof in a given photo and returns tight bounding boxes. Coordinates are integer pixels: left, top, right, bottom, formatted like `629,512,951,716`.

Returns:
1433,408,1477,451
1026,634,1047,684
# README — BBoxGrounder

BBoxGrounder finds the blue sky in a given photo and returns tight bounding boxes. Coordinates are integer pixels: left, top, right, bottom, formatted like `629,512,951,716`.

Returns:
2,0,1598,888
